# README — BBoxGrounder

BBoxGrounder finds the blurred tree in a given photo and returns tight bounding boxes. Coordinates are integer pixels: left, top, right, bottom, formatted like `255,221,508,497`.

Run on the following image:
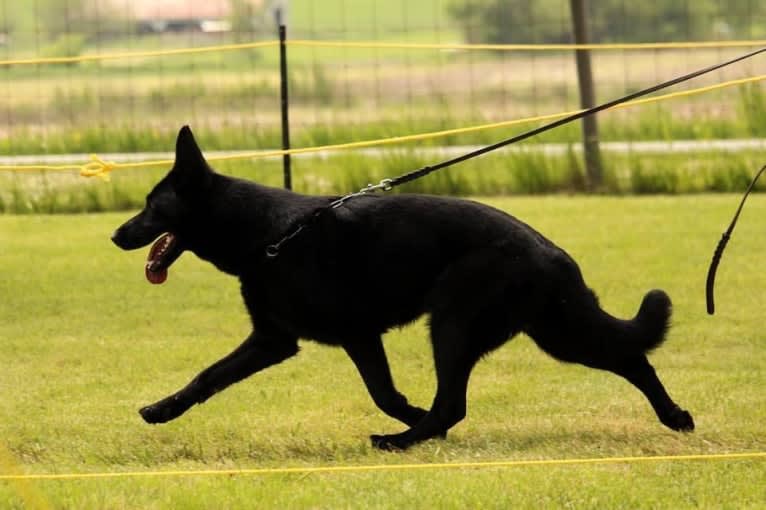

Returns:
229,0,258,42
448,0,569,44
448,0,766,43
1,0,124,47
35,0,89,41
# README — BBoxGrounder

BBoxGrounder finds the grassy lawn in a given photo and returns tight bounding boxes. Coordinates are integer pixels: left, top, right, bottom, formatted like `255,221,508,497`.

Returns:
4,148,766,213
1,195,765,508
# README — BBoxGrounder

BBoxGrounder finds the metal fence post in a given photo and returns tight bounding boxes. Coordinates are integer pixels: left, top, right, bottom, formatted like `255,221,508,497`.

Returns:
569,0,603,190
276,8,292,190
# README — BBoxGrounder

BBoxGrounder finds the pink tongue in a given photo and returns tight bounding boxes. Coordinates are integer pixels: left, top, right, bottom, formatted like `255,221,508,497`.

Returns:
145,235,170,285
145,266,167,285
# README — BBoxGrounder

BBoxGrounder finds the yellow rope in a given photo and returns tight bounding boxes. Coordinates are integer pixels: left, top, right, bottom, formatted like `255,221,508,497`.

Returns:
79,155,120,181
1,72,764,180
0,40,278,67
289,39,766,51
2,39,764,67
0,451,763,481
0,442,50,509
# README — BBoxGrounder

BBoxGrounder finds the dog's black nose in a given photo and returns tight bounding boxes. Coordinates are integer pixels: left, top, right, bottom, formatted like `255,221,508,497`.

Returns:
111,230,123,248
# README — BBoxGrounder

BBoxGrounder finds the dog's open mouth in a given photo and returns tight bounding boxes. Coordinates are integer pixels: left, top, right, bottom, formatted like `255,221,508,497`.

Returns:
146,233,183,284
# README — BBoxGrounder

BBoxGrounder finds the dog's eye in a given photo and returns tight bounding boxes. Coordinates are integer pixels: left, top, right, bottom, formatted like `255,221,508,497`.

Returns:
145,200,163,217
151,204,167,217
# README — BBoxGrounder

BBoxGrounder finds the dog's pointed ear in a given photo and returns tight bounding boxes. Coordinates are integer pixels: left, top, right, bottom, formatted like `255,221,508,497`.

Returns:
171,125,213,195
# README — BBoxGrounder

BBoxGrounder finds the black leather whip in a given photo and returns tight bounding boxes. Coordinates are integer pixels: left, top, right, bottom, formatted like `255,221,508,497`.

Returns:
705,164,766,315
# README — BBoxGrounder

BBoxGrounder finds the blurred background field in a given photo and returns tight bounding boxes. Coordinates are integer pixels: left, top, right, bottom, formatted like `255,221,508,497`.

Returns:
2,0,766,211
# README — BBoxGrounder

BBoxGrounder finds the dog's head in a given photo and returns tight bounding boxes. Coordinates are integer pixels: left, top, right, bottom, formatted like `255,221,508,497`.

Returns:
111,125,213,284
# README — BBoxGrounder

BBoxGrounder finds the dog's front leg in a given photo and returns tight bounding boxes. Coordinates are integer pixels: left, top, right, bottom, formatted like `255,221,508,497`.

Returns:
139,330,298,424
343,336,429,428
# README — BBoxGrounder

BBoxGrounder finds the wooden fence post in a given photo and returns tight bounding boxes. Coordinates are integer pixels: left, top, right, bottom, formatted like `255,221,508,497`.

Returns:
569,0,603,189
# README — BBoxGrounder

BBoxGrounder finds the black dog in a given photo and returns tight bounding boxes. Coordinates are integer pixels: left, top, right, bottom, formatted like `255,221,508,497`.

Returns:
112,126,694,450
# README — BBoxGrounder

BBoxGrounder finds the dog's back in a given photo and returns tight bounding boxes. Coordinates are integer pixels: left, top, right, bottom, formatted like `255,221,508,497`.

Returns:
245,192,574,340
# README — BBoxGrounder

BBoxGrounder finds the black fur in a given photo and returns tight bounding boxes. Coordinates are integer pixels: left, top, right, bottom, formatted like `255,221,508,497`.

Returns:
112,126,694,450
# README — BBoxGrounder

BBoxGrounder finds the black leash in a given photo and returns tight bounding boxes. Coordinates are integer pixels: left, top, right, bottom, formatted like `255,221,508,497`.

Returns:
266,46,766,258
705,164,766,315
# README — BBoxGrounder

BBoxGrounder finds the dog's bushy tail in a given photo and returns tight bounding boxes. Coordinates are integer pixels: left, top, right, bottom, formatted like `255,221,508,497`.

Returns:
583,288,672,357
532,286,673,365
631,289,673,353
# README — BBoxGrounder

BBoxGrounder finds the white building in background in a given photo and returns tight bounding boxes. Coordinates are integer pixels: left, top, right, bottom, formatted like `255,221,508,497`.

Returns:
108,0,266,33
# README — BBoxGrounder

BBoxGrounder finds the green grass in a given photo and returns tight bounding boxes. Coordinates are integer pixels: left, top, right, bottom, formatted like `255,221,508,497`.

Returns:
3,92,766,156
290,0,453,34
1,196,765,508
3,148,766,214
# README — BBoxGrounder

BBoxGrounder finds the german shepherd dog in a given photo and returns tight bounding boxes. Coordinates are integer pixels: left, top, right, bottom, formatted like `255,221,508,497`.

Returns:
112,126,694,450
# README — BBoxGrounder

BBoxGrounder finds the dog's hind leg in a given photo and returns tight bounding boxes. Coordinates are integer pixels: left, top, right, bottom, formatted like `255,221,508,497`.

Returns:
139,330,298,424
343,336,429,427
526,285,694,433
370,252,519,450
609,355,694,432
370,317,483,451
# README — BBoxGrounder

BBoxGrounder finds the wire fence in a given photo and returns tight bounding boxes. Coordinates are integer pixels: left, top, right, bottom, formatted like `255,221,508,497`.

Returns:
4,65,766,179
1,0,765,161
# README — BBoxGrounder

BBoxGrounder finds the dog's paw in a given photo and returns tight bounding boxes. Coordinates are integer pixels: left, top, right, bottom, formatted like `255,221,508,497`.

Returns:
662,406,695,432
139,404,172,424
370,434,409,451
370,428,448,450
139,396,189,424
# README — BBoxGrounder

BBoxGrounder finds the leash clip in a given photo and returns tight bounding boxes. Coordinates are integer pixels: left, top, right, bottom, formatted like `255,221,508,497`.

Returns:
360,178,393,194
330,179,393,210
267,179,395,258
